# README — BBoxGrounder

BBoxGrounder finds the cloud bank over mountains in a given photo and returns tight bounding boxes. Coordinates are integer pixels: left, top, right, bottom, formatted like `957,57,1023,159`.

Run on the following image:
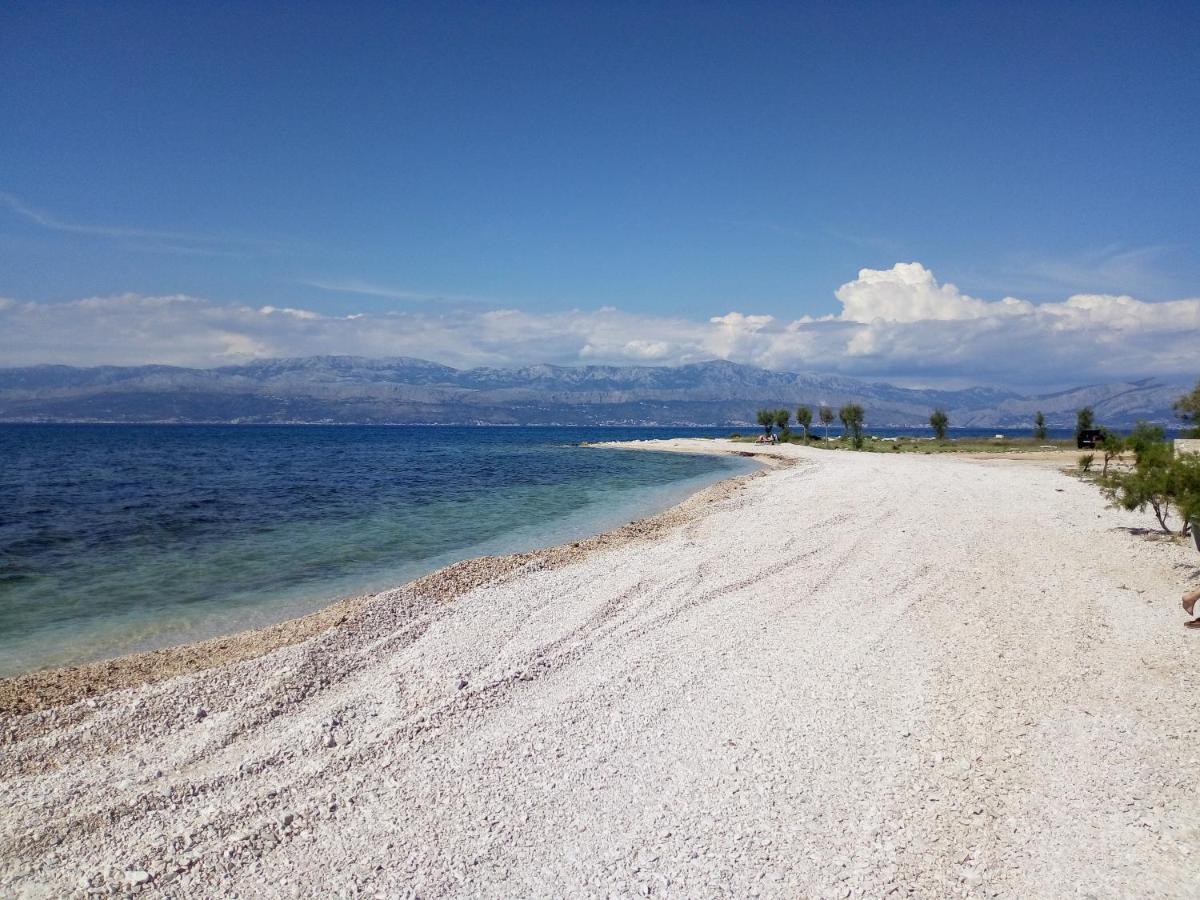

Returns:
1,263,1196,388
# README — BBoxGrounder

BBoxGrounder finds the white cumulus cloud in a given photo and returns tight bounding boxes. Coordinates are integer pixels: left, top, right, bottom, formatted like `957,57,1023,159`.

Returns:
0,262,1197,389
836,262,1033,322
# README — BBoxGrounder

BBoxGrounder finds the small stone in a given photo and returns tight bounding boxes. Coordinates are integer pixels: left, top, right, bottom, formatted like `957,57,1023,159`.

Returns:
194,707,207,721
125,870,151,886
282,813,294,827
456,678,468,690
323,733,337,748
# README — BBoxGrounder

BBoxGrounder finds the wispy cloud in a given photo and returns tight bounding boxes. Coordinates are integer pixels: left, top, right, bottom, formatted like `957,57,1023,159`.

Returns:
1019,243,1179,294
299,278,496,305
960,243,1183,298
0,191,284,255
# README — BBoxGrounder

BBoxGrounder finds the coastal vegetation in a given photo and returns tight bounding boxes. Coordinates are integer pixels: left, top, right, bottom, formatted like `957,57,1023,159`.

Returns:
755,408,775,437
929,408,949,440
838,404,865,449
796,405,812,443
1075,384,1200,537
819,405,834,440
1034,411,1047,440
1176,378,1200,437
1093,421,1200,536
774,408,791,441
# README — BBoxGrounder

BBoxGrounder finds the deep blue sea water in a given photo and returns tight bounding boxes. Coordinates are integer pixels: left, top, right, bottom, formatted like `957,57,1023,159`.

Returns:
0,425,757,675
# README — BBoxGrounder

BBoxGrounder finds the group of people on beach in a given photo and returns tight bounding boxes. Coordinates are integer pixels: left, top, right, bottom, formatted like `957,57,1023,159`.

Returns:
755,433,780,444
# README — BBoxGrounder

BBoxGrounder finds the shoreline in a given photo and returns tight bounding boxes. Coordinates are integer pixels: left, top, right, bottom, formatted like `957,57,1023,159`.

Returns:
3,438,1197,896
0,441,784,718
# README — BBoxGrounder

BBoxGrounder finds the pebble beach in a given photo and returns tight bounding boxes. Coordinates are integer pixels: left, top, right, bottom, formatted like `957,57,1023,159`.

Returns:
2,439,1198,898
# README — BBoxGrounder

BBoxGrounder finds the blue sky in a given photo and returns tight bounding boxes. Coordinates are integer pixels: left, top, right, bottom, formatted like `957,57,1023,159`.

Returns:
1,2,1198,385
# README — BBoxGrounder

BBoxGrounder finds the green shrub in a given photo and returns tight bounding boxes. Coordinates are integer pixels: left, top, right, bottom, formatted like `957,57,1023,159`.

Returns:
1078,453,1095,473
1100,435,1199,535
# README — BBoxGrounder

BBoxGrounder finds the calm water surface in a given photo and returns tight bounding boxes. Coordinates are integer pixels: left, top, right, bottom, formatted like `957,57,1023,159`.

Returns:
0,425,754,675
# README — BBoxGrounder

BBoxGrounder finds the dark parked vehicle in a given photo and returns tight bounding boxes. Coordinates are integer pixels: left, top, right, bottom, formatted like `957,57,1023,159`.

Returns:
1077,428,1105,449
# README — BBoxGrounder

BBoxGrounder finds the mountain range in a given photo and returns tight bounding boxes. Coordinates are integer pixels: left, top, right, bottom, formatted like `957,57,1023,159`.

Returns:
0,357,1192,428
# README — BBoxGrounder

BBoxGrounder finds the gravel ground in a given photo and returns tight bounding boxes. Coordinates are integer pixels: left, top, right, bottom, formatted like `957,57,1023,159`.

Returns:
2,440,1198,899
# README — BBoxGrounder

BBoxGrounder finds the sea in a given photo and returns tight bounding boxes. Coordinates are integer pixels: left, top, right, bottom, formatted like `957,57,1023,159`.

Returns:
0,421,1174,676
0,425,756,676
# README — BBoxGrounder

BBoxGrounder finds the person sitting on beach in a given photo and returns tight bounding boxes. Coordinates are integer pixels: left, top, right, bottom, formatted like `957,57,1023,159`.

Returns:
1184,587,1200,629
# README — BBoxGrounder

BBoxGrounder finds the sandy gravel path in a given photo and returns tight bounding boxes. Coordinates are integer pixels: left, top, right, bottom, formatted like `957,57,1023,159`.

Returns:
2,440,1198,898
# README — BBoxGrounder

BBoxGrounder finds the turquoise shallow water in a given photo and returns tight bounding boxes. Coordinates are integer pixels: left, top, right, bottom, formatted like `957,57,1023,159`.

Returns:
0,425,753,675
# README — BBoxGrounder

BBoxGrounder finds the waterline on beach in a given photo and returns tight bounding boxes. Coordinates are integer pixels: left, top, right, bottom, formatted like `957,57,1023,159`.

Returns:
0,426,754,675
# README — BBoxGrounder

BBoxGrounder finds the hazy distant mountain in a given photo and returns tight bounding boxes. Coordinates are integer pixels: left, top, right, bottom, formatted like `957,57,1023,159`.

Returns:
0,356,1191,428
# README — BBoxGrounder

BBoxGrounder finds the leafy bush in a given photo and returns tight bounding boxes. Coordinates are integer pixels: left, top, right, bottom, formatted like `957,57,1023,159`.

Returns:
1078,453,1095,474
1173,452,1200,537
1034,411,1047,440
1100,430,1199,536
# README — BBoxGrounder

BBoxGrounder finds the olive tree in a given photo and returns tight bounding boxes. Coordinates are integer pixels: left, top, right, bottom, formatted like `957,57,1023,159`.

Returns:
819,405,834,440
1034,411,1047,441
929,409,949,441
755,408,775,437
796,405,813,443
839,403,865,449
774,408,790,439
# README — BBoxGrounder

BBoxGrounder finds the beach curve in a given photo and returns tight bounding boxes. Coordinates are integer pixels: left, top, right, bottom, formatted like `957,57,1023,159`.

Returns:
2,440,1198,898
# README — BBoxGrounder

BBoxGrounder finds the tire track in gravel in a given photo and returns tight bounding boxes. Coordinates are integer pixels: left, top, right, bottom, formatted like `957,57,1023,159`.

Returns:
4,442,1199,898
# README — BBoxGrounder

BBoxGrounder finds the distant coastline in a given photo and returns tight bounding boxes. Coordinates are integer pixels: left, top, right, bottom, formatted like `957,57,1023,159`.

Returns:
0,356,1190,428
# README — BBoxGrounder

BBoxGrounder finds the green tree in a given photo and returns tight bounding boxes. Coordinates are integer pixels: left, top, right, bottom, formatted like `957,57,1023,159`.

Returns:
1034,411,1047,441
1099,428,1125,476
774,408,790,439
1075,407,1095,442
755,409,775,437
839,403,865,449
1175,379,1200,438
1174,452,1200,538
1126,421,1165,458
929,408,949,441
1101,429,1182,534
795,405,813,443
819,405,834,440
